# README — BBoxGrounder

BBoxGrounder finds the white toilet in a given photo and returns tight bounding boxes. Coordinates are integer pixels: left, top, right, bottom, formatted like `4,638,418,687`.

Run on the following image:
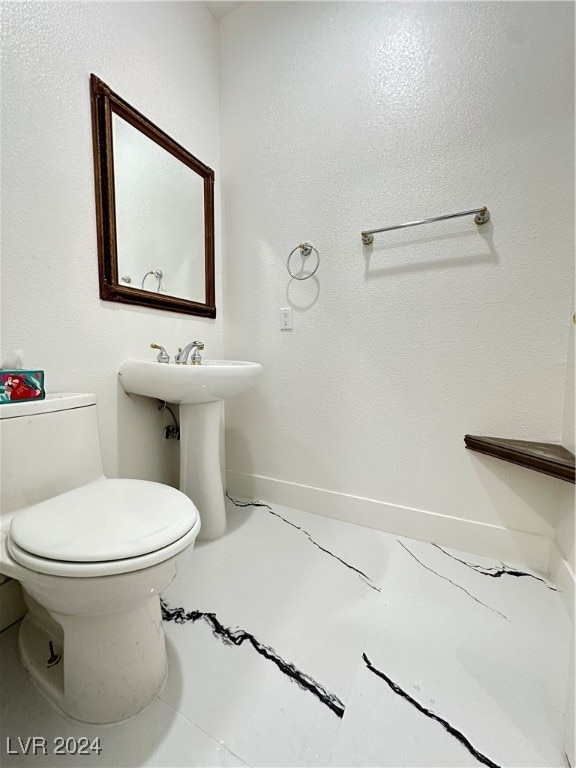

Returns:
0,393,200,724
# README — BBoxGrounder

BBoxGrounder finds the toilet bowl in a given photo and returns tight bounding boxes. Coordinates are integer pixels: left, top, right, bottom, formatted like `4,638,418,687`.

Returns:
0,393,200,724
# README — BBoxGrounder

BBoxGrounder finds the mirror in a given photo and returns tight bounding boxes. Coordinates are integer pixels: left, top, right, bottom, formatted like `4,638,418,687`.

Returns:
90,74,216,317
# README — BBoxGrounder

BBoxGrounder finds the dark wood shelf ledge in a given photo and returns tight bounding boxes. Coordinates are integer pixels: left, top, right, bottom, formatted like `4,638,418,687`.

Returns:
464,435,575,484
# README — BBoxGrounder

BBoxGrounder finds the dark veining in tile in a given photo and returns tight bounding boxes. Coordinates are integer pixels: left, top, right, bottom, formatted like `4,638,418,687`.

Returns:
362,654,501,768
161,599,345,719
431,544,557,591
227,494,381,593
397,541,508,620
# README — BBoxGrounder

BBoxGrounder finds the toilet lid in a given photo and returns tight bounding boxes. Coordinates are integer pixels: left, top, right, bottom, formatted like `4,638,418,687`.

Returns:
9,479,199,563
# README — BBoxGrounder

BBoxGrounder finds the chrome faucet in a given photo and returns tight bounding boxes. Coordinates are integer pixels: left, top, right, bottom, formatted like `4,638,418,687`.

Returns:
175,341,204,365
150,343,170,364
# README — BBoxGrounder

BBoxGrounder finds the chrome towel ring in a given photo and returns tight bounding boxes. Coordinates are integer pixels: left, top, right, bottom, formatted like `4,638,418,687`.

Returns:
142,268,164,292
287,242,320,280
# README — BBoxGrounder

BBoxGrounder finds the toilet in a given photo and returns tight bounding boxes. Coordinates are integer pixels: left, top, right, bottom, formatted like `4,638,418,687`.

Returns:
0,393,200,724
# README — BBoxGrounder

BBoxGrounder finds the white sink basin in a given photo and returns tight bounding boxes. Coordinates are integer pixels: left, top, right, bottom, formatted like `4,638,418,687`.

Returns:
118,359,262,404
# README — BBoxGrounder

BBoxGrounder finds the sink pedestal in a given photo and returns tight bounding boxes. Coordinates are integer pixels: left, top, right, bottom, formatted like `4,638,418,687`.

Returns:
179,401,226,541
118,358,262,542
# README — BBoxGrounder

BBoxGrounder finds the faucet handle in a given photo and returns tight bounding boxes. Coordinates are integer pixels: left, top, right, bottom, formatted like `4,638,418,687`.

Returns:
150,343,170,364
190,341,204,365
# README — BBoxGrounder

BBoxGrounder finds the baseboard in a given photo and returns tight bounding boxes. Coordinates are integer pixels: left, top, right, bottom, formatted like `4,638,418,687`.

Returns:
549,541,576,622
226,470,553,572
0,577,25,632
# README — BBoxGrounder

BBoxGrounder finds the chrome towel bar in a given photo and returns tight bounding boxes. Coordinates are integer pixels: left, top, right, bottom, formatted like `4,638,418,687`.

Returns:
361,206,490,245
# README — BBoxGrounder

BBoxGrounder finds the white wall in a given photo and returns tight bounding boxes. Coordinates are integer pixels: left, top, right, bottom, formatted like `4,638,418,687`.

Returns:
220,1,575,568
1,1,222,486
2,0,572,572
550,297,575,617
562,323,575,457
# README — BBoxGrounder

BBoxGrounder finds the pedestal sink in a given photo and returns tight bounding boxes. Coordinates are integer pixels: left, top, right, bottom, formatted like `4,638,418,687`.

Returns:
118,359,262,540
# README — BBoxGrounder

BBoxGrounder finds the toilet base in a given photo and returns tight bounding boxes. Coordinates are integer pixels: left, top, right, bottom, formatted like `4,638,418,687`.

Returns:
19,591,168,724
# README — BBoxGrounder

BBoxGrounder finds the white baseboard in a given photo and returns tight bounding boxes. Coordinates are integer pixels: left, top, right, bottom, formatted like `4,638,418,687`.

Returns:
226,471,552,572
549,541,576,623
0,577,25,632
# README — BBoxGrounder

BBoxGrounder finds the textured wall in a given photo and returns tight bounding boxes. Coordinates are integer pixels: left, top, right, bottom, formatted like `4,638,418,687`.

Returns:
562,324,575,455
555,309,575,572
1,1,222,484
220,2,574,544
2,1,573,560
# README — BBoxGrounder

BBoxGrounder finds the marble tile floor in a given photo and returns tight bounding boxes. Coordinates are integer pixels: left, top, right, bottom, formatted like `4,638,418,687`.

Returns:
0,495,572,768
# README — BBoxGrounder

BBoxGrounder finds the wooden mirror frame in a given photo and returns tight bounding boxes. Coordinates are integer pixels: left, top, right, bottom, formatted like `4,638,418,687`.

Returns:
90,74,216,318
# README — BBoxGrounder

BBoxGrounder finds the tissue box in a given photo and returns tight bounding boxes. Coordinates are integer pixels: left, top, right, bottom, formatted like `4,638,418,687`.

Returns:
0,370,45,404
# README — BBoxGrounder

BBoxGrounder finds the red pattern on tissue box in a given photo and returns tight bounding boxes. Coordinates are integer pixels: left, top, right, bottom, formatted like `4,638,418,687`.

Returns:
0,370,45,403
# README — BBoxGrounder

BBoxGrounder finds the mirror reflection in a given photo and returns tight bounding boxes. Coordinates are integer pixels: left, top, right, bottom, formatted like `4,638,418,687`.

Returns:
90,74,216,317
112,114,206,303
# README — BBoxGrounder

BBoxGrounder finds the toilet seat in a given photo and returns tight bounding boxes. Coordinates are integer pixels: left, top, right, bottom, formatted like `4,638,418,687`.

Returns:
7,524,199,578
8,478,200,578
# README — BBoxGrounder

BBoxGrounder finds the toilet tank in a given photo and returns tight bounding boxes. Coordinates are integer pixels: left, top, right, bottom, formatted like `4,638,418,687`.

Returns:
0,393,105,516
